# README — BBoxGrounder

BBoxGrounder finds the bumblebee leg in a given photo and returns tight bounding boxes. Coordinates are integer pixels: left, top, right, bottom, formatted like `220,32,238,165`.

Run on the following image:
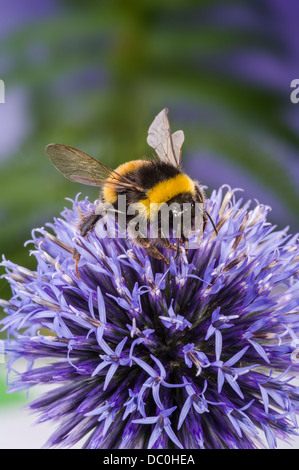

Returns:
80,213,102,237
195,210,208,247
156,228,182,254
73,213,101,278
136,236,169,266
174,238,181,259
160,239,178,252
73,249,81,279
181,233,188,254
161,238,183,260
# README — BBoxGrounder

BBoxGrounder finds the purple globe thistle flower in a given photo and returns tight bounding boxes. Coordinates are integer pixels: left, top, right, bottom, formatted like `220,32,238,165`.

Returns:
1,186,299,449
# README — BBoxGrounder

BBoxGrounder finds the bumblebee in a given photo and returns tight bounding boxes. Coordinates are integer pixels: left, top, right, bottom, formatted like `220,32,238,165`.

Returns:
46,108,217,274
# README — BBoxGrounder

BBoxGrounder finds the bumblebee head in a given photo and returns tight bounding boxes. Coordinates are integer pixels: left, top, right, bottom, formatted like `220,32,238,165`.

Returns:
158,182,205,237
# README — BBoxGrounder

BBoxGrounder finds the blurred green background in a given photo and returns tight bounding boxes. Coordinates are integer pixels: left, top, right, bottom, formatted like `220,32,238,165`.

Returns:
1,1,299,328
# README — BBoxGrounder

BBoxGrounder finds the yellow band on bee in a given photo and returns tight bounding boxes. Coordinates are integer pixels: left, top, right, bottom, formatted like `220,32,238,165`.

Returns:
140,173,196,217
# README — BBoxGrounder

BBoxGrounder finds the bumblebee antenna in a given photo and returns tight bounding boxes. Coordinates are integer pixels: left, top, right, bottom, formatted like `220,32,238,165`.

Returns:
204,210,218,236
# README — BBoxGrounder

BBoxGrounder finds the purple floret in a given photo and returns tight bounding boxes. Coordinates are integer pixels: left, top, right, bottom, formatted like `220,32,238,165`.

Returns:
1,187,299,449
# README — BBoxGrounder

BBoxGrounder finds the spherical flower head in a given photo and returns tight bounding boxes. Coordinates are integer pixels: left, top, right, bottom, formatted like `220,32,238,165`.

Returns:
1,186,299,449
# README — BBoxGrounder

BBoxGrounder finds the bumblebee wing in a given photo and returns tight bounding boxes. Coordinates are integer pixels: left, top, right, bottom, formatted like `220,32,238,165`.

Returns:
147,108,184,168
46,144,144,192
